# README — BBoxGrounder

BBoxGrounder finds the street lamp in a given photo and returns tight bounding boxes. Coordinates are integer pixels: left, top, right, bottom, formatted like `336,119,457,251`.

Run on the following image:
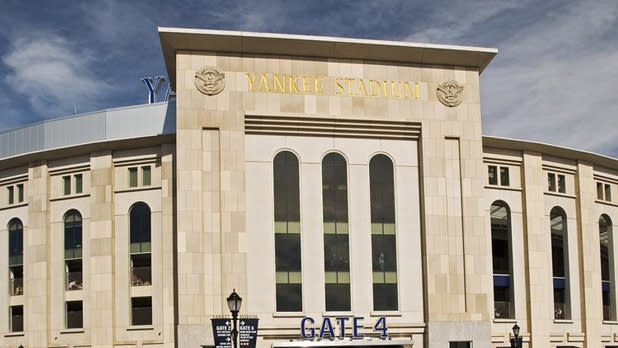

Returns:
510,323,522,348
227,289,242,348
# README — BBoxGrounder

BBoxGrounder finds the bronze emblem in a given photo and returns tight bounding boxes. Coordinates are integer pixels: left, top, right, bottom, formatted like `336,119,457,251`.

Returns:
194,66,225,96
436,80,464,107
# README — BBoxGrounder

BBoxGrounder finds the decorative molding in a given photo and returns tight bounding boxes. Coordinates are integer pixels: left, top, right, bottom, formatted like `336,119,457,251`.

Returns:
436,80,464,107
195,66,225,96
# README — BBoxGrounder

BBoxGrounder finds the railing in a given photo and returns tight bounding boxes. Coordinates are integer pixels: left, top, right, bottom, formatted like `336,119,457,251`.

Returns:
66,272,83,290
131,266,152,286
9,278,23,296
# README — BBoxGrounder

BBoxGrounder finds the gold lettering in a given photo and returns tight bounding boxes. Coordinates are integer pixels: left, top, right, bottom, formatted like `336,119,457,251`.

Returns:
273,74,286,93
314,75,325,94
335,78,345,95
382,81,388,97
346,78,357,96
358,79,368,96
415,82,420,99
301,76,312,94
403,82,414,99
369,80,381,97
390,81,400,98
257,74,270,92
245,73,257,92
289,75,300,93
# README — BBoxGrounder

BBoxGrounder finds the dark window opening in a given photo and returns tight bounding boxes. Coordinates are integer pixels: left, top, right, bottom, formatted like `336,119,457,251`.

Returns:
130,203,151,288
10,305,23,332
129,167,138,187
500,167,510,186
131,253,152,286
551,207,570,319
488,165,498,185
491,202,514,319
63,175,71,195
600,214,615,321
142,166,151,186
75,174,83,194
131,297,152,326
66,301,83,328
17,184,24,203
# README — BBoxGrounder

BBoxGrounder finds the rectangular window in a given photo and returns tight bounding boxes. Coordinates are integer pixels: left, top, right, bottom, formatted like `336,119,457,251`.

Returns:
17,184,24,203
131,297,152,325
130,253,152,286
74,174,83,194
7,186,14,204
557,174,566,193
598,182,605,200
129,167,138,188
449,342,471,348
9,305,23,332
63,176,71,195
9,265,23,296
65,259,83,290
500,167,510,186
605,184,612,202
488,165,498,185
66,301,83,329
142,166,151,186
548,173,556,192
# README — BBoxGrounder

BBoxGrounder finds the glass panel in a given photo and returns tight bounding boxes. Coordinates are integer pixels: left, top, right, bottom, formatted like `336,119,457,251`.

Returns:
9,219,23,266
75,174,82,194
142,166,151,186
276,284,302,312
488,165,498,185
130,203,151,247
373,283,397,311
600,215,615,321
491,202,514,318
129,167,138,187
551,207,570,319
17,184,23,203
65,259,83,290
131,297,152,325
325,284,350,311
500,167,510,186
275,234,301,271
9,266,23,296
65,211,83,260
8,186,14,204
606,184,612,202
324,234,349,272
131,253,152,286
10,305,23,332
66,301,83,328
63,176,71,195
558,175,566,193
548,173,556,192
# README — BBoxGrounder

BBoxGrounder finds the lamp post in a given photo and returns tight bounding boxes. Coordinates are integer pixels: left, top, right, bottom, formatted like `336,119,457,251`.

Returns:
510,323,522,348
227,289,242,348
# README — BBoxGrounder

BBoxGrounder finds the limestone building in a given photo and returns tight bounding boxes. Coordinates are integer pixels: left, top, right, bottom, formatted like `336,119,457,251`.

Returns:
0,28,617,348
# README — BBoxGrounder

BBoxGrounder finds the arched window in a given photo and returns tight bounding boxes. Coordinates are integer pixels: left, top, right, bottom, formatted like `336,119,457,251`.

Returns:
369,154,398,310
322,152,350,311
64,210,83,291
490,201,514,318
600,214,615,321
273,151,302,312
130,202,151,287
551,207,570,319
8,219,23,296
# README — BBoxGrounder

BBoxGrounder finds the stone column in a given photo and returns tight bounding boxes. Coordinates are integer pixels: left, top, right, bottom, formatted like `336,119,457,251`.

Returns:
161,144,177,348
26,161,49,348
89,152,114,348
575,161,602,347
521,151,550,347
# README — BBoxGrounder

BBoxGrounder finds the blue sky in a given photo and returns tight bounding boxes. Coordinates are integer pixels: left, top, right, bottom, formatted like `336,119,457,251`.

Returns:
1,1,618,156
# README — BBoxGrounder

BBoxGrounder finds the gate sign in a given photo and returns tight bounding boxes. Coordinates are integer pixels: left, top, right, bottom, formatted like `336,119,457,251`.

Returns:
239,319,259,348
211,318,232,348
211,318,259,348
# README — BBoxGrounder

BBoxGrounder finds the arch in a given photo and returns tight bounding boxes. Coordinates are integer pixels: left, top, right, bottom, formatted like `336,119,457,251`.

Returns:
273,150,302,312
8,218,23,296
130,202,151,246
600,214,615,321
369,153,398,311
130,202,152,288
490,200,514,318
550,206,570,319
64,210,83,258
321,151,350,311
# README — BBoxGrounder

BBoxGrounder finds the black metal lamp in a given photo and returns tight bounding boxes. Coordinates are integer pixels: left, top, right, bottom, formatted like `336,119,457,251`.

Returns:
227,289,242,348
510,323,522,348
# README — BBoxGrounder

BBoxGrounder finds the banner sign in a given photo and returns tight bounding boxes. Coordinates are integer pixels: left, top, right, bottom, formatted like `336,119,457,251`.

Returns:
211,318,259,348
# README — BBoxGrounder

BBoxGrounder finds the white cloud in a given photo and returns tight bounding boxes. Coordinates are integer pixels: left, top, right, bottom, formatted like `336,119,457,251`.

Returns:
2,34,111,116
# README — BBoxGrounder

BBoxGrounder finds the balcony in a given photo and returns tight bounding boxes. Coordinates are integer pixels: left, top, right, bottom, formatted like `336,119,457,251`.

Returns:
9,278,23,296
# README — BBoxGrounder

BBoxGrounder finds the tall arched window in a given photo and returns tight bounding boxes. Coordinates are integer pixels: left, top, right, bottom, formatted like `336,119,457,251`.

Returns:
64,210,83,291
273,151,302,312
490,201,514,318
8,219,23,296
551,207,570,319
600,214,615,321
322,152,350,311
369,154,398,310
130,202,151,287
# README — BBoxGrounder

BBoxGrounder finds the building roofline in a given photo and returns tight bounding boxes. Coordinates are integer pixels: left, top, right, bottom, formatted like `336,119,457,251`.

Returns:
483,135,618,169
158,27,498,90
